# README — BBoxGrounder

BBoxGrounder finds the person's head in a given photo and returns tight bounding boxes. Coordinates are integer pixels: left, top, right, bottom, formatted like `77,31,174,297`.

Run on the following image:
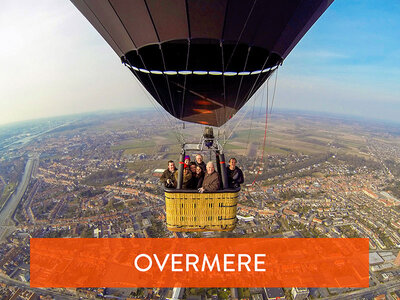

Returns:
168,160,175,172
195,154,203,164
189,162,196,173
196,165,203,175
183,164,190,174
229,158,237,169
184,155,190,165
206,161,215,174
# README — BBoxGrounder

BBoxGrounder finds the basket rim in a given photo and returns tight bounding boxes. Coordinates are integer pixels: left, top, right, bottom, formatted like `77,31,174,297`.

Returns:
164,187,240,194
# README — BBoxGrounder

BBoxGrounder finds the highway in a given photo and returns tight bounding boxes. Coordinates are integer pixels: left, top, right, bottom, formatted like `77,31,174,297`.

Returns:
0,155,38,241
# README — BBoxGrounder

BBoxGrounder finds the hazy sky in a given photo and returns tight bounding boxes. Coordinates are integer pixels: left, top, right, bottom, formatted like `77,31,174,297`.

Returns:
1,1,399,126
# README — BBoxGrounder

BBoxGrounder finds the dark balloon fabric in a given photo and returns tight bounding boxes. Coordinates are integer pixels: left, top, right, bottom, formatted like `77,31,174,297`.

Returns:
72,0,333,127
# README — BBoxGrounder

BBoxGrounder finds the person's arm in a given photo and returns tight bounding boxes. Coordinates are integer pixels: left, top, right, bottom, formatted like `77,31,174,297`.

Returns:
183,173,192,188
197,176,204,189
160,170,167,184
238,168,244,184
172,172,178,188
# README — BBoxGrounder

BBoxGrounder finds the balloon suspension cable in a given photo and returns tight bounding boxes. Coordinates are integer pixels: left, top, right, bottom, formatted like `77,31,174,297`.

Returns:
221,49,273,145
269,67,279,115
179,39,191,120
159,43,177,118
247,67,278,151
222,89,260,146
220,42,227,126
222,63,274,146
235,53,272,113
135,51,174,118
223,130,227,147
245,85,259,149
232,46,252,111
248,81,268,169
251,67,279,187
123,58,184,145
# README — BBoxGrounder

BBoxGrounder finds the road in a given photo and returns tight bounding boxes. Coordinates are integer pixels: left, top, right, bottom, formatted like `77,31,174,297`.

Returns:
24,181,40,224
322,280,400,300
0,274,75,300
0,155,38,241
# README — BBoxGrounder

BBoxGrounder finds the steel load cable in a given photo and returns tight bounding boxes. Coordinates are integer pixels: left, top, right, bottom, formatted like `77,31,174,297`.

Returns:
251,67,279,187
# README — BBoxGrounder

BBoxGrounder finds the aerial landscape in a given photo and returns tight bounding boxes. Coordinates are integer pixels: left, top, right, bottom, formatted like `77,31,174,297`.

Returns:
0,109,400,299
1,0,400,299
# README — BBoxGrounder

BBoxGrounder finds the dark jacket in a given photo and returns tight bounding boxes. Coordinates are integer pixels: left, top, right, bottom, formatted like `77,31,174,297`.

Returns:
227,166,244,188
191,172,204,189
160,168,176,188
202,171,220,192
174,170,193,189
195,161,206,172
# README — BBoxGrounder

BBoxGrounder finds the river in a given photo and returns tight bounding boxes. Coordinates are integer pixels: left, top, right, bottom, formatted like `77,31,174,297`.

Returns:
0,155,37,241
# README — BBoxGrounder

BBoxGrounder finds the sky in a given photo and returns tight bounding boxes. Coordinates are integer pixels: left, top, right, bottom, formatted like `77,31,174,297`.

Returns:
0,0,399,126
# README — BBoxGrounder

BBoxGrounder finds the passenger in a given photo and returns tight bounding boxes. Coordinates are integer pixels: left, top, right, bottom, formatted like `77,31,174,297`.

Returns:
189,162,197,175
227,157,244,188
195,154,206,172
160,160,177,188
188,162,197,189
174,164,192,189
184,155,191,165
192,165,204,189
199,161,220,193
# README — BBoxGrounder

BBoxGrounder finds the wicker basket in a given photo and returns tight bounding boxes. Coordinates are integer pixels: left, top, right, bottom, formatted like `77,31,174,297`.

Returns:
165,190,238,232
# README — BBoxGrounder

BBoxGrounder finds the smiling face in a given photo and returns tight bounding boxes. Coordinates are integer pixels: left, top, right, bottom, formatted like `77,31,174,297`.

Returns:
229,158,237,169
206,162,215,174
196,154,203,164
168,162,175,172
196,166,202,174
190,164,196,173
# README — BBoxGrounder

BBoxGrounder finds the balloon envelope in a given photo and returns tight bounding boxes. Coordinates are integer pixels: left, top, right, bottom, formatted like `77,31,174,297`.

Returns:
72,0,333,127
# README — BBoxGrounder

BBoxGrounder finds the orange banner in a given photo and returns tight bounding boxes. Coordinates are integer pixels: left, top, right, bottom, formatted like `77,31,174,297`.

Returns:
30,238,369,288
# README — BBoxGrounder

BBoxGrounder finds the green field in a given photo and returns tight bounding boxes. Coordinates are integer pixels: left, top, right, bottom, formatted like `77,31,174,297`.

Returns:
111,139,155,151
111,139,157,156
228,119,376,156
224,143,246,150
107,111,384,163
124,147,155,155
231,129,266,142
127,160,167,173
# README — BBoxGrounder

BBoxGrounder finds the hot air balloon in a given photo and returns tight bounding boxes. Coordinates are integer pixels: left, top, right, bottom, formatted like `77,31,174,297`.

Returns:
71,0,333,231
